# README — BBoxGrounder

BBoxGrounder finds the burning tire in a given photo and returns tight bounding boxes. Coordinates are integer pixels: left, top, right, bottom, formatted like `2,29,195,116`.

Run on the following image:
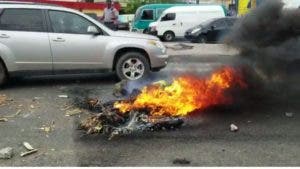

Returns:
115,52,150,81
0,62,7,86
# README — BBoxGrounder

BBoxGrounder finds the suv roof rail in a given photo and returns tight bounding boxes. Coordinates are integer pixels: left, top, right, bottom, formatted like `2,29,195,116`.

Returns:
0,1,61,7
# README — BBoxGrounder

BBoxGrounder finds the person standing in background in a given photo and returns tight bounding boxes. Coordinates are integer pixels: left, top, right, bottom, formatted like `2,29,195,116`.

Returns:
101,0,119,30
227,4,237,16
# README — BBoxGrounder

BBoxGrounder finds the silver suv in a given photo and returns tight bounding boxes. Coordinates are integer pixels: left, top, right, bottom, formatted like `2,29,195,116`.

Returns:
0,2,168,85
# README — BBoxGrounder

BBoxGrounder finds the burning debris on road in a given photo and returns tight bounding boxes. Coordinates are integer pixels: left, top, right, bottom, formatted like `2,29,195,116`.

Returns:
79,67,247,139
79,98,184,140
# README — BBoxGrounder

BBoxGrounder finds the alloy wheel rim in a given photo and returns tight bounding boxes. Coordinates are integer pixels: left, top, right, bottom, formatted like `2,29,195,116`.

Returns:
122,58,145,80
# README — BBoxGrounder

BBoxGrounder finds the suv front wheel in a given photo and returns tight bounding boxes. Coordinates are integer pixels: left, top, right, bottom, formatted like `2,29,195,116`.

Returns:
115,52,150,80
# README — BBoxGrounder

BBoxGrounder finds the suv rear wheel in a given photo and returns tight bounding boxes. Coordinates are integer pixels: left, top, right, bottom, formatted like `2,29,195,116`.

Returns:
115,52,150,80
0,62,7,86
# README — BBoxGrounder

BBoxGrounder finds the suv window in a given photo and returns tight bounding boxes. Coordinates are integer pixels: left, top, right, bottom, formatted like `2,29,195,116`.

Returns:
141,10,153,20
161,13,176,21
0,9,45,32
49,10,98,34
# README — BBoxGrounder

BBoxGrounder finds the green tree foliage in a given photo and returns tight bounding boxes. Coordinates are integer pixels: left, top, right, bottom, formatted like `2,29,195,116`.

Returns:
123,0,182,14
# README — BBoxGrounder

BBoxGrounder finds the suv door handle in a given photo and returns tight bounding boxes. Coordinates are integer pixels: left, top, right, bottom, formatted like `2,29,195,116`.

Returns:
0,34,10,38
52,37,65,42
172,23,176,26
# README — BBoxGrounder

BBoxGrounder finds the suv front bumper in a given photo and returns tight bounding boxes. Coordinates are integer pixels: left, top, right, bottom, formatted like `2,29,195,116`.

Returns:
150,53,168,71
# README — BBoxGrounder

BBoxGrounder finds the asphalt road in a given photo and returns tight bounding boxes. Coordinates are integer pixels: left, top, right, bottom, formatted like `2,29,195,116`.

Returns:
0,44,299,166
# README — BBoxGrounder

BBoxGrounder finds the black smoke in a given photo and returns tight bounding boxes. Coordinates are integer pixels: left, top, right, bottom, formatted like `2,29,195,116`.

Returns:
226,0,300,82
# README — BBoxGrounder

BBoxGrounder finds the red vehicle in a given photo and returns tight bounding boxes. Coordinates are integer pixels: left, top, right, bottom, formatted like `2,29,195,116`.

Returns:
17,0,121,17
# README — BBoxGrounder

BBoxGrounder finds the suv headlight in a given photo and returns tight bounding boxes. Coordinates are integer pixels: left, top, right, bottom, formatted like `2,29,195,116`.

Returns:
148,40,166,53
191,28,201,34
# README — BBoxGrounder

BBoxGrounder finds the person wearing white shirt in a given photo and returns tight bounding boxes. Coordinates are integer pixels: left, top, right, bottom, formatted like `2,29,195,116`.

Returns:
101,0,119,30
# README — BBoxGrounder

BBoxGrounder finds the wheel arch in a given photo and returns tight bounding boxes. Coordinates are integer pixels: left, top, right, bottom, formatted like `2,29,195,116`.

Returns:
163,30,175,41
113,47,150,71
0,44,17,72
0,56,9,79
164,30,175,36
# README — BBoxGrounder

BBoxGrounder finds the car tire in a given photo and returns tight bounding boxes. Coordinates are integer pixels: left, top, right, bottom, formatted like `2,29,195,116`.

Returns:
0,62,7,86
163,31,175,41
197,35,207,43
115,52,150,81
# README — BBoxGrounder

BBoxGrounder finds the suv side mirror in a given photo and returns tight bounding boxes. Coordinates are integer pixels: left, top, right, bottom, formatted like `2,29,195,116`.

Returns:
87,25,100,35
211,25,215,30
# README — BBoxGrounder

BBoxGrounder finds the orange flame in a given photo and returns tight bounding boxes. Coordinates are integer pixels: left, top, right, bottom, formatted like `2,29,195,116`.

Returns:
114,67,247,117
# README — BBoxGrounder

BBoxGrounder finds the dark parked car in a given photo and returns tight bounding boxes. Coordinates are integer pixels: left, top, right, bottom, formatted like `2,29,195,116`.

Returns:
185,17,237,43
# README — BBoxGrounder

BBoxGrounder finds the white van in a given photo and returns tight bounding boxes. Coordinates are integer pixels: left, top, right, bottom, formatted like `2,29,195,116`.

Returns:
282,0,300,8
149,5,226,41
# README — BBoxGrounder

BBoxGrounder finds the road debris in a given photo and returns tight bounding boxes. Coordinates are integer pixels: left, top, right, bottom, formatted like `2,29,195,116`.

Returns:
0,147,14,159
20,149,38,157
58,95,68,98
152,80,168,87
230,124,239,132
87,98,99,107
60,104,74,111
0,117,8,122
38,121,55,134
79,68,247,139
0,94,13,107
65,108,82,116
173,158,191,165
0,110,22,119
285,112,294,118
23,142,35,151
33,97,43,101
38,126,51,133
0,94,7,106
79,98,184,140
113,80,128,97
